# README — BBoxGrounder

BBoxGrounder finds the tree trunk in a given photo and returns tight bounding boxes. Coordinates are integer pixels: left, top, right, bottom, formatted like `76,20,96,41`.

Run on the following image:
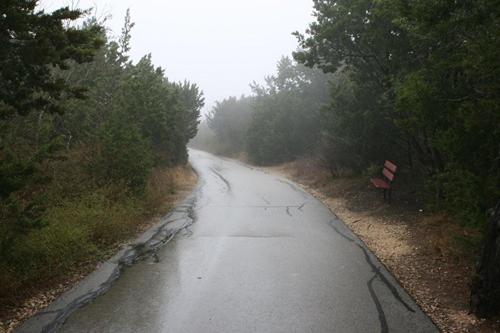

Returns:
470,201,500,318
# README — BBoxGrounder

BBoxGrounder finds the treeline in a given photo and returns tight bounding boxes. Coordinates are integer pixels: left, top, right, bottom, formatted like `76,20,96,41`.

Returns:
201,0,499,226
199,0,500,316
199,57,332,164
293,0,499,227
0,4,202,303
295,0,499,315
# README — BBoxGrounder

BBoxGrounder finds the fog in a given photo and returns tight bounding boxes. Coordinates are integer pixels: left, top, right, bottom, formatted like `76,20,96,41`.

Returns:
44,0,314,114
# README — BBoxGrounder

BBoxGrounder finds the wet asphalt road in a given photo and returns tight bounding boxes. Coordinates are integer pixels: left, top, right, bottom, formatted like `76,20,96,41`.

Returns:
59,150,437,333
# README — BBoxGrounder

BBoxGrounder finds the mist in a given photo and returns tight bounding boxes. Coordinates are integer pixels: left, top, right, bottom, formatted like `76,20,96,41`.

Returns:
43,0,314,115
3,1,500,331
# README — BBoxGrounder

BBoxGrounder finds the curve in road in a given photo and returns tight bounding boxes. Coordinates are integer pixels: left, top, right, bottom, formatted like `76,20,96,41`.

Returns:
56,150,437,332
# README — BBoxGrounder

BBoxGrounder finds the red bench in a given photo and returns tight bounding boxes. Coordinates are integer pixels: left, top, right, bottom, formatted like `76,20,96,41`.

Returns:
371,160,397,203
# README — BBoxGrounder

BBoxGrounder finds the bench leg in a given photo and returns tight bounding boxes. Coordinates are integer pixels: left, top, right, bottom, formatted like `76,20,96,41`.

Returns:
388,189,392,204
383,189,387,201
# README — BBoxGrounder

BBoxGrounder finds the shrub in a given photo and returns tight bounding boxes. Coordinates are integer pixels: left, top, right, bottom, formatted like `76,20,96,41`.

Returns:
92,118,153,194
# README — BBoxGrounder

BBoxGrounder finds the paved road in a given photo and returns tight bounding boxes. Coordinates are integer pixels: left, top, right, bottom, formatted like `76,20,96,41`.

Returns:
59,150,436,333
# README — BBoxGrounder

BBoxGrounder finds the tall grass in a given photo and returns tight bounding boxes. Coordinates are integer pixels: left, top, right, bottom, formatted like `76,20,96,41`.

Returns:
0,165,195,306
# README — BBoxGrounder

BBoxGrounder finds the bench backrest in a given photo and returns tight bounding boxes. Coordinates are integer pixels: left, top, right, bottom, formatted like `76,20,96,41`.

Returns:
382,160,397,182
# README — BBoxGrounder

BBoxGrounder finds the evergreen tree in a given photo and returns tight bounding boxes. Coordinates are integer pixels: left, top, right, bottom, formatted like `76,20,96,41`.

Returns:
0,0,104,118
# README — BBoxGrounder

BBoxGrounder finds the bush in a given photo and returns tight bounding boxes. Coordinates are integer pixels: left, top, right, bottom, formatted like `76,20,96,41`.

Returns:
144,167,176,214
45,188,143,247
93,118,153,193
0,186,146,299
437,168,487,227
14,220,94,275
0,217,95,298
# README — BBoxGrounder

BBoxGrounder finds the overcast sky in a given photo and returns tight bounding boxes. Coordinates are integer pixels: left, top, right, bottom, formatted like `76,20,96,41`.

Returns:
43,0,314,114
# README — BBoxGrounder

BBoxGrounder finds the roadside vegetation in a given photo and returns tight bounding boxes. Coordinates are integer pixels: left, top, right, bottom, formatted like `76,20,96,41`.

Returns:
192,0,500,326
0,3,202,328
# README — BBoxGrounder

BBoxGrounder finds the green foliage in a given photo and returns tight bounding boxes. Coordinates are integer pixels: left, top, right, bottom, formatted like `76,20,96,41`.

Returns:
0,6,203,302
93,118,153,193
246,57,332,164
294,0,500,228
176,81,205,142
0,0,104,117
320,69,400,173
203,57,331,164
207,96,254,155
435,167,489,227
0,186,145,298
202,57,328,163
45,187,143,247
0,151,36,199
6,216,95,282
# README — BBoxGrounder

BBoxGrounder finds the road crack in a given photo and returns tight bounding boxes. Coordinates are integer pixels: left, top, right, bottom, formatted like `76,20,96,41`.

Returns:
18,183,202,333
329,220,415,333
210,167,232,194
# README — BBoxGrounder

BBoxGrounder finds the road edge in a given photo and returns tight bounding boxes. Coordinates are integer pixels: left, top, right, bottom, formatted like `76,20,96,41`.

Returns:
14,164,203,333
215,152,441,331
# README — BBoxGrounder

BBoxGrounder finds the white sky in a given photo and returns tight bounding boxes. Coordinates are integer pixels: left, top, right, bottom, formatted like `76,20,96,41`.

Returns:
43,0,314,114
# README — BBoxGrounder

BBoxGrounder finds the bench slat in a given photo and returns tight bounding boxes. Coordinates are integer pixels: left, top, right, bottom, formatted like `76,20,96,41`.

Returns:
371,177,391,189
384,160,397,173
383,167,395,181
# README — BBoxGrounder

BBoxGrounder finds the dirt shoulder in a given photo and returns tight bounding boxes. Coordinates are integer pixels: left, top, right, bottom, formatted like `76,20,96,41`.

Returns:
0,165,198,333
263,159,499,333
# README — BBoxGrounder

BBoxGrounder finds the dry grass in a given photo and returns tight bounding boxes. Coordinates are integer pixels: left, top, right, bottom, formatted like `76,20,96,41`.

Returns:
0,165,198,333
